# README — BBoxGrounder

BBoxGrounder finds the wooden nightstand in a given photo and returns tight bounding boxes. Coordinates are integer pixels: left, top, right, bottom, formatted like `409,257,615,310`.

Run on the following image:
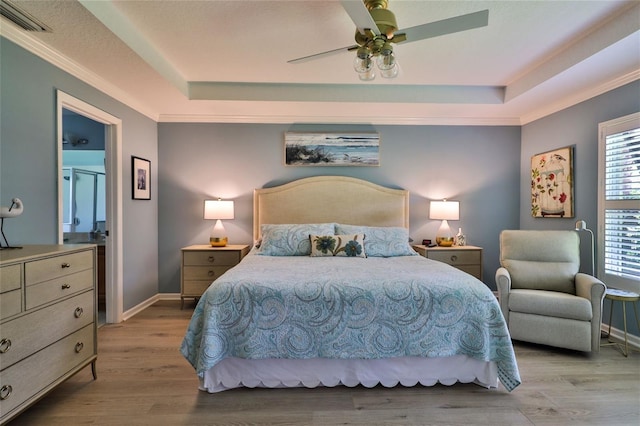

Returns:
180,244,250,308
413,245,483,280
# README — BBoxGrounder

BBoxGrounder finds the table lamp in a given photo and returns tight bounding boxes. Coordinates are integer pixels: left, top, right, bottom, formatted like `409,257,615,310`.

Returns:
204,199,234,247
429,200,459,247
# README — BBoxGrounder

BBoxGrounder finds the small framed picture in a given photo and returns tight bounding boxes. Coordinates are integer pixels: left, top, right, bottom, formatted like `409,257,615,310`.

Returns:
531,146,574,218
132,156,151,200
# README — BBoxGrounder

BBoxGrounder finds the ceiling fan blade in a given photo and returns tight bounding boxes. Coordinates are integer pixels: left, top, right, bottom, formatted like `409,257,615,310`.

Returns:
341,0,380,35
288,45,358,64
396,9,488,44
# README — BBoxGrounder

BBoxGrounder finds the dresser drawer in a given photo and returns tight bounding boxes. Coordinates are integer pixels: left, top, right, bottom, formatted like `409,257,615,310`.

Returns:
0,290,22,321
182,265,232,281
0,324,95,421
25,269,94,310
0,264,21,293
183,280,214,297
25,250,94,286
0,290,94,369
183,251,240,266
427,250,481,265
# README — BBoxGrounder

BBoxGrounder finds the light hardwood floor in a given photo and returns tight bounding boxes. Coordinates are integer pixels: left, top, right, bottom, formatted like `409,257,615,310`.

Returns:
9,300,639,426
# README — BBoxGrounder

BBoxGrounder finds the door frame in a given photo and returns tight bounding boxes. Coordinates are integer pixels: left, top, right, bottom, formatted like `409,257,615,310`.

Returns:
57,90,123,323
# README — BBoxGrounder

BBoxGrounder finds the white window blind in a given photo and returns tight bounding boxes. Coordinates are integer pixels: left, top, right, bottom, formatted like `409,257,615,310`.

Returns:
599,112,640,291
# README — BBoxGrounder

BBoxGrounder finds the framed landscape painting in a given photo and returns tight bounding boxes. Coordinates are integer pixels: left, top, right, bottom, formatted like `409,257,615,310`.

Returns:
531,146,574,218
284,132,380,166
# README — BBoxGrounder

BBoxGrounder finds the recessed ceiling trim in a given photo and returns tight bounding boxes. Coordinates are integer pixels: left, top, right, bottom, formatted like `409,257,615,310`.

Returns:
157,113,521,127
78,0,188,96
505,2,640,102
188,82,505,104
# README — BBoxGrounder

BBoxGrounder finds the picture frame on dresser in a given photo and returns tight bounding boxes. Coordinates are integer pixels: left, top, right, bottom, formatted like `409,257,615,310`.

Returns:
131,156,151,200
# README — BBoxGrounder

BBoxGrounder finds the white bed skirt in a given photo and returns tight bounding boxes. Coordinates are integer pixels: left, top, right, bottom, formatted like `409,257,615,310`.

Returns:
199,356,499,393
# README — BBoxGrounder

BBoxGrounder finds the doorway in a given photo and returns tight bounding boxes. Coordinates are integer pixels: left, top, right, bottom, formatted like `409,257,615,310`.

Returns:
57,90,124,323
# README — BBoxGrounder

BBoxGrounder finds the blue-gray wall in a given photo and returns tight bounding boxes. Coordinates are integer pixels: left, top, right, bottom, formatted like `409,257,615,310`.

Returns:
157,123,521,293
2,34,638,338
521,80,640,336
0,37,159,311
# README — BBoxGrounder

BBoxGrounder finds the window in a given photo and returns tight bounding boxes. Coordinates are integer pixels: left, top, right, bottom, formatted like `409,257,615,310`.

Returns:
598,112,640,292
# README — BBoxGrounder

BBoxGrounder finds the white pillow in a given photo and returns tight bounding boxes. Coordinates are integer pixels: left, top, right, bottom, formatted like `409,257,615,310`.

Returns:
335,224,417,257
257,223,336,256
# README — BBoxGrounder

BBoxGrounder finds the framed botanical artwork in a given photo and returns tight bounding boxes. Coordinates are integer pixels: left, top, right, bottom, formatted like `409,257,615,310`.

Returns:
531,146,574,218
284,132,380,166
131,156,151,200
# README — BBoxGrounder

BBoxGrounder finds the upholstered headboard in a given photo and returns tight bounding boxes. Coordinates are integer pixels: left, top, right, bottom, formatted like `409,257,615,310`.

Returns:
253,176,409,241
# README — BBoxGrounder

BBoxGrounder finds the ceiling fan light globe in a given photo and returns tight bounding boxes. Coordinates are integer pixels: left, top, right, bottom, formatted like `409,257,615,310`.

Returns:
354,55,373,73
379,62,398,78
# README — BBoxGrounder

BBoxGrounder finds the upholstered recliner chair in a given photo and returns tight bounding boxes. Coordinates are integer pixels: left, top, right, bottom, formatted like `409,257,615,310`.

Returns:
495,230,606,352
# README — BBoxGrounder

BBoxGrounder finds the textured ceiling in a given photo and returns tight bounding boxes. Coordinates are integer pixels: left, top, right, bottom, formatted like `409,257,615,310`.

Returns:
2,0,639,124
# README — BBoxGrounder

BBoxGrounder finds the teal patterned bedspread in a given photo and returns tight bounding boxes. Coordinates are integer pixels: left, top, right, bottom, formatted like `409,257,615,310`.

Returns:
181,252,521,391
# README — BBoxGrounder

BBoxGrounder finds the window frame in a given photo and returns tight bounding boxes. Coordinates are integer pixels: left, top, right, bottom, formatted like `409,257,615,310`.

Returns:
598,112,640,292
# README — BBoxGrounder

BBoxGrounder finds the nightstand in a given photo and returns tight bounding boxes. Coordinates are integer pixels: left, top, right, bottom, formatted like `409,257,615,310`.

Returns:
180,244,250,308
413,245,483,280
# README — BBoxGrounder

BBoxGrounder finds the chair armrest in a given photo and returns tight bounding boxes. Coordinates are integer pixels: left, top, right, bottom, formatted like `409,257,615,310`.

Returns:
495,267,512,323
575,272,606,352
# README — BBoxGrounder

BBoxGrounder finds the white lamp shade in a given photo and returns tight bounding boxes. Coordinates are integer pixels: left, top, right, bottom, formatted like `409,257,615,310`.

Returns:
204,200,234,220
429,200,459,221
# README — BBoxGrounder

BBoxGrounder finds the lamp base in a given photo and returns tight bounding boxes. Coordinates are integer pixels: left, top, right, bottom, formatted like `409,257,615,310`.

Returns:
436,237,454,247
210,237,228,247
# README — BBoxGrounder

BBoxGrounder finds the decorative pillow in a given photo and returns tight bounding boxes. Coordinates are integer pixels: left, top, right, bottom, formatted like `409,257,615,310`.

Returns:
257,223,335,256
310,234,366,257
335,224,417,257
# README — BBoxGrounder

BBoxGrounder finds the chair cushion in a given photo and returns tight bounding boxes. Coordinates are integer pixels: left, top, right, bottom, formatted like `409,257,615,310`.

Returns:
509,289,593,321
500,230,579,294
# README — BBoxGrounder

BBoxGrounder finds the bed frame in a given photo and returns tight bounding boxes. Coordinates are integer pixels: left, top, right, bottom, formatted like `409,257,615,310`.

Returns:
253,175,409,241
196,176,502,393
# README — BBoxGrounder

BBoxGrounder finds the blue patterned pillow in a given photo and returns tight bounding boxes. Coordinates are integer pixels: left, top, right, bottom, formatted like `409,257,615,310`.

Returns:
257,223,336,256
335,224,417,257
310,234,366,257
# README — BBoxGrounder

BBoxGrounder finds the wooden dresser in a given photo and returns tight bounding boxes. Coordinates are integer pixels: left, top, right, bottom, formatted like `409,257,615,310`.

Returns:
0,245,97,425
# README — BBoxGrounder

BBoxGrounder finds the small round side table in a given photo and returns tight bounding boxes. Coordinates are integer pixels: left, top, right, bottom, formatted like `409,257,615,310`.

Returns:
602,288,640,357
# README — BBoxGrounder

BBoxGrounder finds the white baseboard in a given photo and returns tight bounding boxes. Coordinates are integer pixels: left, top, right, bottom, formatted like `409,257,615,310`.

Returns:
601,323,640,350
121,293,181,322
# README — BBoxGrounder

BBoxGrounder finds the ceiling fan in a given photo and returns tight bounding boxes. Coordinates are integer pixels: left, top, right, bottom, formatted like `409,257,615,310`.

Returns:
288,0,489,81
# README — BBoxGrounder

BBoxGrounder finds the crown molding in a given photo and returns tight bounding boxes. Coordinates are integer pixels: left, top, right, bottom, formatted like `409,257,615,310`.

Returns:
0,18,159,121
157,113,521,126
520,69,640,125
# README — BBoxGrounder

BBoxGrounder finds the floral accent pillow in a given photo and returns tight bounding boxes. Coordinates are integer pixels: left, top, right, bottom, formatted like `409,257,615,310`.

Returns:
335,224,417,257
257,223,336,256
310,234,366,257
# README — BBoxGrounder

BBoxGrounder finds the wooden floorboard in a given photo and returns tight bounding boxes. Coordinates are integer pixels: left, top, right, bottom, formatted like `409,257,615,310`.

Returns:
8,300,639,426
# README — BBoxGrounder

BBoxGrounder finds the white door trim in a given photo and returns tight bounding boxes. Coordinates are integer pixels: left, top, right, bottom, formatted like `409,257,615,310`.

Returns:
57,90,123,323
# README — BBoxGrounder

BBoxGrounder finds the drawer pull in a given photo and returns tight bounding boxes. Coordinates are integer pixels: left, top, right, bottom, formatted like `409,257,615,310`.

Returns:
61,262,71,268
208,270,215,277
62,283,71,290
0,385,12,400
75,342,84,353
74,307,84,318
450,255,458,262
0,338,11,353
207,256,215,263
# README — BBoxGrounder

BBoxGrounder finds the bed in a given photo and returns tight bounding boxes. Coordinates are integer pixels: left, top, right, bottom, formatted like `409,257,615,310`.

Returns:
181,176,521,393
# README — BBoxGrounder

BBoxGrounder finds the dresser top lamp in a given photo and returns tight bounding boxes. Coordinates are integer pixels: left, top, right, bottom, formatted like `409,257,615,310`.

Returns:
429,199,459,247
204,199,234,247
